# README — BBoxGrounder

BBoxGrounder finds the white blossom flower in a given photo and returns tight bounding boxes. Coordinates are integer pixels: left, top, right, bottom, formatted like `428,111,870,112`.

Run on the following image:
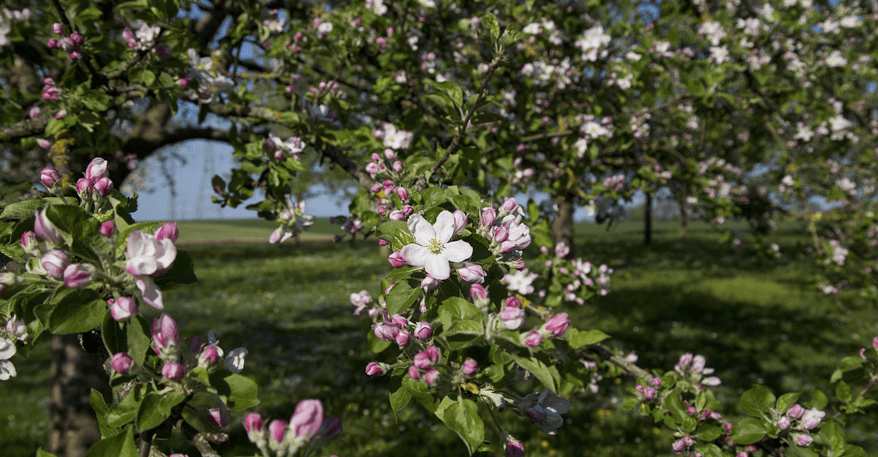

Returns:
0,338,16,380
400,211,473,280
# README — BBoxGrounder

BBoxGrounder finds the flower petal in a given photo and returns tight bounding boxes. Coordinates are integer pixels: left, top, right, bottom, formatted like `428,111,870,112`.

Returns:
433,211,455,243
0,338,16,360
424,254,450,280
407,215,435,246
155,238,178,270
401,244,430,267
0,360,16,380
442,240,473,263
136,276,164,309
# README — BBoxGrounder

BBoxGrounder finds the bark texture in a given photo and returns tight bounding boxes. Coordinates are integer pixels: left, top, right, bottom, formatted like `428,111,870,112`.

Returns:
550,193,575,258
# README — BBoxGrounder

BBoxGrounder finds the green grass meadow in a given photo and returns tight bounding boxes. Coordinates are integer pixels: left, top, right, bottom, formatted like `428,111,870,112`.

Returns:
2,219,876,456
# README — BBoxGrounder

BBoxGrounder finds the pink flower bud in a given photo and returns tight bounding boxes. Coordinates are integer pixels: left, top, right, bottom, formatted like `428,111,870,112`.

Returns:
395,330,411,347
85,158,108,182
370,183,382,193
457,262,487,284
52,23,64,35
318,416,342,439
76,178,93,194
396,187,409,201
524,331,543,347
505,296,521,308
290,399,323,438
800,408,825,430
365,163,380,174
110,296,138,322
69,32,84,46
152,314,179,352
372,322,400,341
63,263,93,288
504,439,526,457
365,361,386,376
58,37,75,52
424,368,440,386
93,176,114,196
389,210,405,221
777,415,790,430
481,207,496,227
41,250,69,279
40,167,61,188
421,274,442,292
462,358,478,375
408,364,421,380
500,306,525,330
413,321,433,340
269,419,287,443
201,406,230,430
493,226,509,243
787,404,805,419
34,209,63,245
371,152,381,162
426,344,440,363
388,251,406,268
470,284,487,301
21,230,37,250
162,362,185,381
199,345,221,368
155,222,179,242
793,433,813,447
501,197,517,211
383,149,395,160
99,221,116,237
544,313,570,337
413,352,433,370
112,352,135,375
244,412,264,435
122,27,135,43
47,38,59,48
452,210,468,234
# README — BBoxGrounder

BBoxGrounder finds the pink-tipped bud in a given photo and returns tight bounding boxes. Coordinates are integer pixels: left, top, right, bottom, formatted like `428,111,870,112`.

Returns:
40,167,61,189
524,331,543,347
408,364,421,380
470,283,487,301
244,412,264,435
388,251,407,268
99,221,116,237
63,263,93,288
421,275,441,292
372,322,400,342
85,157,108,182
47,38,59,48
544,313,570,337
505,296,521,308
413,321,433,340
501,197,517,211
93,176,114,197
155,222,179,242
290,399,323,439
151,313,179,352
389,210,405,221
162,362,185,382
452,210,468,234
787,404,805,419
493,226,509,243
500,306,526,330
424,368,440,386
69,32,84,46
58,37,75,52
201,406,230,430
481,207,496,227
397,187,409,201
413,351,433,370
395,329,411,347
504,439,526,457
52,23,64,35
5,315,28,342
462,358,479,375
365,361,387,376
34,209,63,245
37,139,52,149
76,178,93,194
383,149,395,160
392,160,404,172
371,152,381,162
199,345,222,368
269,419,287,443
457,262,486,284
110,296,138,322
111,352,135,375
41,250,69,279
365,163,380,174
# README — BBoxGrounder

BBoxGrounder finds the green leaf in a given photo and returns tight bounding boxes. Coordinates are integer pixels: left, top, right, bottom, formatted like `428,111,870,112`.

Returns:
402,376,437,412
481,13,500,40
836,381,852,403
107,384,145,427
470,113,504,125
368,331,392,353
510,353,559,393
665,393,688,423
821,420,845,456
386,266,418,283
45,205,93,246
438,297,482,329
565,329,610,349
730,417,766,445
385,278,421,315
437,398,484,455
102,315,151,366
49,289,106,334
739,385,775,417
153,250,198,289
83,427,137,457
36,448,58,457
430,81,463,108
90,389,122,439
810,390,829,410
776,392,800,414
208,372,259,411
116,1,149,9
0,199,45,220
698,424,723,442
695,444,723,457
390,386,412,417
136,392,171,431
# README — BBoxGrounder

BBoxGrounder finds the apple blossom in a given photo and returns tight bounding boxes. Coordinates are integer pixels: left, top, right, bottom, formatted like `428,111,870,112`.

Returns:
500,306,526,330
793,433,813,447
504,439,526,457
461,358,478,375
200,405,231,430
40,167,60,188
290,399,323,438
524,331,542,347
800,408,825,430
244,412,264,436
99,221,116,237
111,353,135,375
126,230,177,309
413,321,433,340
63,263,93,289
365,361,387,376
424,368,440,386
34,209,63,246
85,157,108,182
109,296,138,322
318,416,342,440
162,362,185,382
41,250,69,280
152,314,179,353
0,338,15,381
457,262,487,284
399,211,473,280
544,313,570,337
269,419,287,443
5,315,27,342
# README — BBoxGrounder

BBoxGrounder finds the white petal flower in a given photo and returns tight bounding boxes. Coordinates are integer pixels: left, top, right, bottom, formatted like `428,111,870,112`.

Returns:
224,348,248,373
0,338,16,381
400,211,473,280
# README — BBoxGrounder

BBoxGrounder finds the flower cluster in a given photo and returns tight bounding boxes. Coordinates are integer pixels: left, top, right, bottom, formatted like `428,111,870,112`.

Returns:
46,22,84,59
269,196,314,244
674,353,721,387
772,404,825,448
243,399,341,457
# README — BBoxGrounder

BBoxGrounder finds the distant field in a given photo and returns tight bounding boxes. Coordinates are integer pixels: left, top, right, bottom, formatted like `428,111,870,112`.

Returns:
174,218,338,243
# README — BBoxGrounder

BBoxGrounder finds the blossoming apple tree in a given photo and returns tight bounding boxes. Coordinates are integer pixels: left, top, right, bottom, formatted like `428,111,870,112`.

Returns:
2,0,878,456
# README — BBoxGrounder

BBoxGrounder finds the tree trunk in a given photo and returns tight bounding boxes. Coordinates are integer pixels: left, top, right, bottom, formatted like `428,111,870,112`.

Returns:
46,334,110,457
644,191,652,247
678,202,688,234
550,193,575,258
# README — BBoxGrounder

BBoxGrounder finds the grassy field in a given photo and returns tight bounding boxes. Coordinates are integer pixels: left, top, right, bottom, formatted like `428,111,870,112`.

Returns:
2,219,876,456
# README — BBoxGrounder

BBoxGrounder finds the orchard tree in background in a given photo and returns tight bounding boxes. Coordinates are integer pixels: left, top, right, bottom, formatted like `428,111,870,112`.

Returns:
2,0,878,456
